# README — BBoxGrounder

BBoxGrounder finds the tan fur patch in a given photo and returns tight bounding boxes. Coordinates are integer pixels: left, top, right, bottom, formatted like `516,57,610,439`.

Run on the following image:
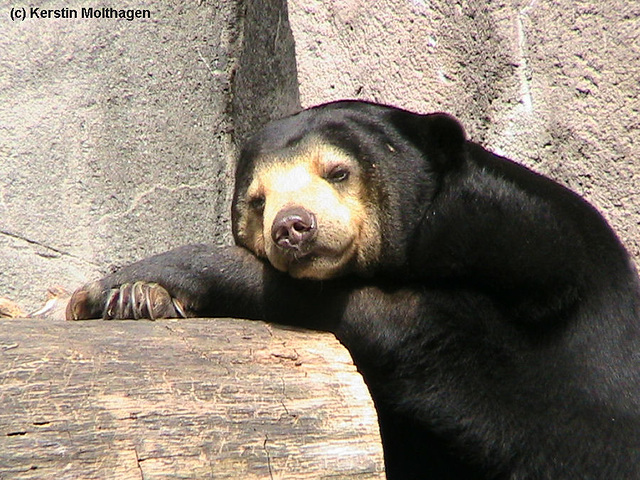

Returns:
235,140,381,279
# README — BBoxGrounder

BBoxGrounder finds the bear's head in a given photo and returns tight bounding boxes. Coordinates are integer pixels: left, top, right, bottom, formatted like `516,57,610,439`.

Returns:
232,100,466,280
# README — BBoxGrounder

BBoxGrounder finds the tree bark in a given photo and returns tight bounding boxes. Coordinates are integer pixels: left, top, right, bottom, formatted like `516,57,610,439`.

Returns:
0,318,384,479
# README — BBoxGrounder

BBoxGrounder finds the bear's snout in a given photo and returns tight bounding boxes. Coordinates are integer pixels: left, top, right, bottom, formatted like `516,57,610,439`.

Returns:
271,206,317,252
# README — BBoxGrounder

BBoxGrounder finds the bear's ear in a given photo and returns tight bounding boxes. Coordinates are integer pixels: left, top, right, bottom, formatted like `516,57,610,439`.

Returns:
387,110,466,168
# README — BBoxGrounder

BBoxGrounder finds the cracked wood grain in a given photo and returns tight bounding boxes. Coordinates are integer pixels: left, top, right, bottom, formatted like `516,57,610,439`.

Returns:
0,318,384,479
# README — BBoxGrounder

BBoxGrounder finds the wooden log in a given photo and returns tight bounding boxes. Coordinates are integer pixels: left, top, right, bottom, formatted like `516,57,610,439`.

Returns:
0,318,385,479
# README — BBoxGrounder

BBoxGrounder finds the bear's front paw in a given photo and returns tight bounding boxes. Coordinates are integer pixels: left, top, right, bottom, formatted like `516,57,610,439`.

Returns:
66,281,186,321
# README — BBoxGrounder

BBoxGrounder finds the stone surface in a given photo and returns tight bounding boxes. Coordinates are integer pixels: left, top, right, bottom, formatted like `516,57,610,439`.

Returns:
288,0,640,264
0,0,299,311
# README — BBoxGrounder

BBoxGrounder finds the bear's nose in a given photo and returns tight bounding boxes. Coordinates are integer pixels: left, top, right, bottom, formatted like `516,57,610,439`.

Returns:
271,206,317,251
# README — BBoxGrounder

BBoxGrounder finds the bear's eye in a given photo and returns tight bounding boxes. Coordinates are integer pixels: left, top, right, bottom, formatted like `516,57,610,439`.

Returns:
325,166,350,184
248,195,265,212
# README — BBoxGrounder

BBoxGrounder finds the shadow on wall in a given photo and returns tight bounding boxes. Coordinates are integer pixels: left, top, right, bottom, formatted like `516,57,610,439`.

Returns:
232,0,301,146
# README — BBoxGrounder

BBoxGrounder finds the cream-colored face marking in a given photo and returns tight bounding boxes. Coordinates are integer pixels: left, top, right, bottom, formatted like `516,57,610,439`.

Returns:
235,141,381,280
265,164,312,193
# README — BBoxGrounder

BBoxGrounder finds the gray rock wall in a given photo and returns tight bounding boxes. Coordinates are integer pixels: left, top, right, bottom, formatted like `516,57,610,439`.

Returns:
289,0,640,262
1,0,299,311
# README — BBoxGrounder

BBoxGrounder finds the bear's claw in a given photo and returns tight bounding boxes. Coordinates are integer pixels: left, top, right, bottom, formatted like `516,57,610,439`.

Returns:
66,281,186,321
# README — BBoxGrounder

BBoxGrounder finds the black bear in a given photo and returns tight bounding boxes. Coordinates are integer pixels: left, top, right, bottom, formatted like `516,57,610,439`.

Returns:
67,100,640,479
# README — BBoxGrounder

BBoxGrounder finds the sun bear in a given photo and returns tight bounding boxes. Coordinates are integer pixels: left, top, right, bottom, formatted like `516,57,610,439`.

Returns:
67,100,640,479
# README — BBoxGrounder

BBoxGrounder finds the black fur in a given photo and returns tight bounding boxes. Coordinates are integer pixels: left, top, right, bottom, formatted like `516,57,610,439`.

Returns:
76,101,640,479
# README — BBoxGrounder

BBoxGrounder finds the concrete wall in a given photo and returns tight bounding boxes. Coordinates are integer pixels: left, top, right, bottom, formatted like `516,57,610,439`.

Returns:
288,0,640,262
1,0,299,311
